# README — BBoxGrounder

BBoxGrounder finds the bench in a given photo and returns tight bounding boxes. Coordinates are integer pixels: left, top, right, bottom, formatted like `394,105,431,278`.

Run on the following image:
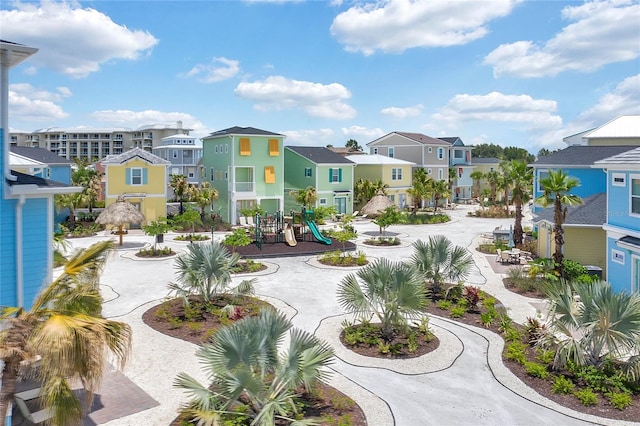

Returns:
14,388,53,424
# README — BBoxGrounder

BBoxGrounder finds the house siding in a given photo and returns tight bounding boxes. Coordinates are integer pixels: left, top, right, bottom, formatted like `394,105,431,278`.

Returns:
606,236,637,293
607,171,640,230
563,227,606,274
533,167,607,212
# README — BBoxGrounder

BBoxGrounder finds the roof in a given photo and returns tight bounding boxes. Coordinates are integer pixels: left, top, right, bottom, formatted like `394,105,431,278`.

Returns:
533,193,606,226
7,170,69,188
205,126,283,138
0,40,38,68
394,132,451,146
346,154,415,166
286,146,354,165
583,115,640,139
10,146,73,165
31,126,132,133
327,147,366,156
6,170,79,196
161,134,197,140
530,146,636,167
100,148,170,165
594,147,640,167
471,157,501,165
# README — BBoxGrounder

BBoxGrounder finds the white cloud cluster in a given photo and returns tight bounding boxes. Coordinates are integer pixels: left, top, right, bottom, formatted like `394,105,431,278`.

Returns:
331,0,515,55
282,128,336,146
577,74,640,123
341,125,386,141
90,110,209,136
484,0,640,78
380,104,423,119
184,57,241,83
1,2,158,78
9,83,70,123
235,76,356,119
432,92,562,129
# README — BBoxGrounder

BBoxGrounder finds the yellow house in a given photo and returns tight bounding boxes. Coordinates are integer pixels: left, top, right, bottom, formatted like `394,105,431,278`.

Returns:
346,154,415,209
101,148,170,224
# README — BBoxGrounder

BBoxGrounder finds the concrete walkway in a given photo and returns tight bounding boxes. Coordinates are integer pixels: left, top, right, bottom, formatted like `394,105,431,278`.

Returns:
57,204,637,426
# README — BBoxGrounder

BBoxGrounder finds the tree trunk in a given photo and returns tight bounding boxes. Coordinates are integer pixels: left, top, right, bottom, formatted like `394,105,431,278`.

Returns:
553,197,564,274
0,358,19,426
514,201,523,245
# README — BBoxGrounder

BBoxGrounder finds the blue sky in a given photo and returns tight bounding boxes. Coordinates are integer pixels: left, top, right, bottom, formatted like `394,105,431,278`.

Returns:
2,0,639,152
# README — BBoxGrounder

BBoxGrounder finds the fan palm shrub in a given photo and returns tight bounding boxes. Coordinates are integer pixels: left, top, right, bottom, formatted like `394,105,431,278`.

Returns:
174,309,334,425
337,258,426,341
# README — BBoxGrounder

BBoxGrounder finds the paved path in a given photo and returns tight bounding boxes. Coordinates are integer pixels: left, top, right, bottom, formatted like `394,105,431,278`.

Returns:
56,204,637,426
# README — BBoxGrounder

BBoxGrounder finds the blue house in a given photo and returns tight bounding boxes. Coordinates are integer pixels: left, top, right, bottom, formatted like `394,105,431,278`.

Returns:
10,146,73,184
1,41,79,310
594,147,640,294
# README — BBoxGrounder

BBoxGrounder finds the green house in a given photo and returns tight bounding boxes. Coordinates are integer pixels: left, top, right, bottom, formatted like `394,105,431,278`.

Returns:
284,146,355,215
201,126,285,224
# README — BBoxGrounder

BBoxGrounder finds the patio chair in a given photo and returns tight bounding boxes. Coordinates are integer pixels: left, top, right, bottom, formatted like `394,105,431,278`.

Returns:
246,216,255,227
238,217,248,227
14,388,53,424
495,248,502,262
500,251,512,264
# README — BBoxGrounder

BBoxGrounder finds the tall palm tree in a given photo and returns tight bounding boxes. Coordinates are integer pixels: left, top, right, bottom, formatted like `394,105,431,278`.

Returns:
543,280,640,381
169,174,190,214
504,160,533,245
289,185,318,209
175,309,335,425
193,182,219,220
55,193,79,229
411,236,473,297
535,169,581,268
431,179,451,213
485,170,500,204
469,170,484,199
0,241,131,426
337,258,426,341
407,168,432,215
497,162,512,213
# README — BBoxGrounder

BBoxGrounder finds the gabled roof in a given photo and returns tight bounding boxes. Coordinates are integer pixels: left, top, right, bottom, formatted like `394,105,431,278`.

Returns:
346,154,415,166
533,193,606,226
530,146,636,167
286,146,354,165
471,157,501,165
205,126,283,138
583,115,640,139
10,146,72,165
368,132,450,146
101,148,170,165
594,147,640,167
439,137,466,146
7,170,79,196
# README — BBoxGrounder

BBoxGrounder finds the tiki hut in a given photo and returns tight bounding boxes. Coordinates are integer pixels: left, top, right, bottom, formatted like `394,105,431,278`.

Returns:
96,196,146,246
360,190,395,216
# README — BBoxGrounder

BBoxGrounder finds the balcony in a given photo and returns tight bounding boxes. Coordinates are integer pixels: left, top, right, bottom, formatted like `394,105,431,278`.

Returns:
235,181,254,192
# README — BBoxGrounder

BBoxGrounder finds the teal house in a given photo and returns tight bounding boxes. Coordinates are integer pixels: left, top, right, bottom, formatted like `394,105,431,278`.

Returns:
284,146,355,215
201,126,285,224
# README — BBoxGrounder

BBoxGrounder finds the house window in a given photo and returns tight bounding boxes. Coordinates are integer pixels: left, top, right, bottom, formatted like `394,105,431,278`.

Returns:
454,150,463,159
188,172,194,178
128,167,145,185
632,176,640,216
225,171,228,180
304,167,312,177
438,169,443,180
537,169,549,192
427,168,432,175
373,148,378,154
329,168,342,183
428,147,432,153
45,168,51,178
391,168,402,181
215,145,218,154
612,173,626,187
319,198,327,205
240,138,251,155
210,167,214,182
612,249,625,265
225,144,229,153
265,166,275,184
437,147,444,160
388,147,395,158
269,139,279,156
388,194,395,202
173,150,178,158
458,167,463,177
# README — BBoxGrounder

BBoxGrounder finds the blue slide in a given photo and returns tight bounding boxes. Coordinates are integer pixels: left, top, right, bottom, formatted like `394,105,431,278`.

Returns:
305,219,332,245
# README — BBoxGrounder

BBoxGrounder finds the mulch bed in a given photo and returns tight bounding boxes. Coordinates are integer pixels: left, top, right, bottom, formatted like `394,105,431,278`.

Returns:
230,238,356,259
502,278,546,299
340,323,439,359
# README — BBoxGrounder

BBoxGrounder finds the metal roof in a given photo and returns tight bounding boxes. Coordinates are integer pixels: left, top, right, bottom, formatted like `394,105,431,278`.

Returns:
583,115,640,139
346,153,415,165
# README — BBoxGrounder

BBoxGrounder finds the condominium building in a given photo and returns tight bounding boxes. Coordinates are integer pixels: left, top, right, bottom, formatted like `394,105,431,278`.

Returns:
153,133,203,185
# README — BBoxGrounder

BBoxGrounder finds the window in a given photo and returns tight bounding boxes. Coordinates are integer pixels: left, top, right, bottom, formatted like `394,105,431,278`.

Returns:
612,249,625,265
458,167,463,178
373,148,378,154
265,166,275,184
319,198,327,205
437,147,444,160
428,147,432,153
215,145,218,154
225,144,229,153
438,169,443,180
210,167,214,182
239,138,251,155
454,150,463,159
537,170,549,192
391,168,402,180
388,147,395,158
427,168,432,175
632,176,640,216
388,194,395,202
612,173,626,187
173,150,178,158
225,171,228,180
329,168,342,183
269,139,279,156
304,167,312,177
188,172,194,178
127,167,145,185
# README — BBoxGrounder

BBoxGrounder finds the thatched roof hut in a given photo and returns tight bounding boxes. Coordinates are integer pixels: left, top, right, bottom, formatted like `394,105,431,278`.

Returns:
360,191,395,216
96,196,146,245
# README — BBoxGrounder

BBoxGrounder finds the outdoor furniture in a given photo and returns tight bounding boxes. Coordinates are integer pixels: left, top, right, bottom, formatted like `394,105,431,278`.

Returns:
500,251,512,264
14,388,53,424
495,248,502,262
246,216,255,227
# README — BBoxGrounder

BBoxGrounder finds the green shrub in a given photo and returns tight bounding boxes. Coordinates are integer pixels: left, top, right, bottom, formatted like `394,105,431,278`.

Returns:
480,310,497,328
552,375,575,394
505,342,527,365
535,348,555,365
607,392,632,410
575,388,599,406
525,361,550,379
449,305,466,318
436,300,452,310
503,328,523,342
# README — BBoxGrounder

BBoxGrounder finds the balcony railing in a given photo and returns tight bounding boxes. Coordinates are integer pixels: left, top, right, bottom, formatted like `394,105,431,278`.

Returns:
234,181,254,192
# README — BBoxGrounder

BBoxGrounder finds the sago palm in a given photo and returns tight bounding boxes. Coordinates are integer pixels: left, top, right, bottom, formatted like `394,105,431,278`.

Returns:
337,258,426,341
411,235,473,297
174,309,334,425
0,240,131,426
543,280,640,381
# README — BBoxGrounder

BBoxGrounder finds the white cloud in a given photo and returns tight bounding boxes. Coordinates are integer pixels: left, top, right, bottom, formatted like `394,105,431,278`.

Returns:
235,76,356,119
341,125,386,141
484,0,640,78
1,2,158,78
380,104,423,119
184,57,241,83
331,0,515,55
282,128,336,146
9,84,69,123
577,74,640,123
89,109,209,137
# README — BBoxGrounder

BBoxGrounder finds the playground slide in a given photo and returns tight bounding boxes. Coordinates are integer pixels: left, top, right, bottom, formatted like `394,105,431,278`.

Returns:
284,225,297,247
305,219,332,245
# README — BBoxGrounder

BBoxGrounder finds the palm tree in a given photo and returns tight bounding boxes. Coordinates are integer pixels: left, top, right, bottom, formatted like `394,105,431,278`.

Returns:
543,280,640,381
431,179,450,213
469,170,484,199
193,182,219,220
174,309,334,425
411,235,473,297
289,185,318,209
535,169,582,268
497,163,511,213
485,170,500,204
407,168,432,214
169,174,190,214
55,193,79,229
504,160,533,245
170,241,254,306
337,258,426,341
0,241,132,426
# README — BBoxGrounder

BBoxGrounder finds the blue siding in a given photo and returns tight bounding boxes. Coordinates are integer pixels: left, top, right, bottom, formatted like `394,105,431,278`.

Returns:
533,167,607,212
607,171,640,231
22,198,50,308
0,199,18,307
607,236,636,294
50,165,72,185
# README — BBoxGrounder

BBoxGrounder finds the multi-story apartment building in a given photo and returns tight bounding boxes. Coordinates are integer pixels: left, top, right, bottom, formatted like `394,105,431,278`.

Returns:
131,121,192,152
153,133,203,185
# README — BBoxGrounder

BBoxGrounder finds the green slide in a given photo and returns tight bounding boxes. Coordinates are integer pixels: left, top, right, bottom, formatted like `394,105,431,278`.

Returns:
305,219,332,245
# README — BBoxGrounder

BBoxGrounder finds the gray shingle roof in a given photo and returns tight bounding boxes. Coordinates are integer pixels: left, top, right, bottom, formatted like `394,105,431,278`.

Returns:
394,132,450,146
594,147,640,165
205,126,283,138
531,146,636,167
10,146,73,165
533,193,606,226
471,157,501,164
7,170,70,188
286,146,354,164
100,147,170,165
